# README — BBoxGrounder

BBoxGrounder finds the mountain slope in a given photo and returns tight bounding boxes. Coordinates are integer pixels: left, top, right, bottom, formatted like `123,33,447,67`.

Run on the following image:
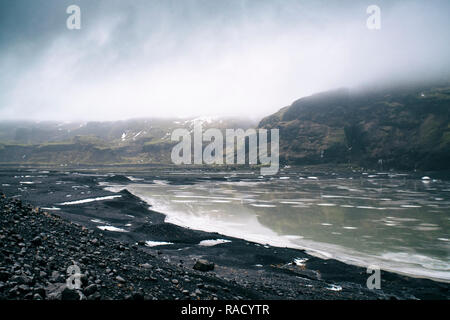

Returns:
0,117,256,165
259,85,450,170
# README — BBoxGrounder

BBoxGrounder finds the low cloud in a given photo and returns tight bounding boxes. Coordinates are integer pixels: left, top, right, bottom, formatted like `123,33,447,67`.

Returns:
1,0,449,121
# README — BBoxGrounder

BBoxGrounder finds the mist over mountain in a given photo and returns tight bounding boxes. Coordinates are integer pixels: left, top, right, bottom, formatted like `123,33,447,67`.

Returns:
0,117,256,165
0,1,449,169
259,84,450,170
0,83,448,171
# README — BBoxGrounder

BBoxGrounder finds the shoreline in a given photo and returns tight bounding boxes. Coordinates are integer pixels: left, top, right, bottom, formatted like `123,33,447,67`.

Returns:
114,185,450,284
1,186,449,300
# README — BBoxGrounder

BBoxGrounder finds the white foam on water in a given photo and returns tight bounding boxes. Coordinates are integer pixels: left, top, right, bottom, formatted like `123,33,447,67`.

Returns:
58,195,122,205
41,207,61,211
198,239,232,246
379,252,450,280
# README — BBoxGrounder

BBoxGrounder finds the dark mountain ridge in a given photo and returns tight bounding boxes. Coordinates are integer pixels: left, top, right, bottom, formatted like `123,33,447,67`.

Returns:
1,85,449,170
259,85,450,170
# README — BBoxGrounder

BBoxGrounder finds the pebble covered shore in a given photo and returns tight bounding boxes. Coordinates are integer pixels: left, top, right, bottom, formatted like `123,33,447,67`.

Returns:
1,189,449,300
0,192,269,300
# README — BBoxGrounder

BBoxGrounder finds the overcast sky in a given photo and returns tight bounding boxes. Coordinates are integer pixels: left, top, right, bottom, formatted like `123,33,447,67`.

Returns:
0,0,449,121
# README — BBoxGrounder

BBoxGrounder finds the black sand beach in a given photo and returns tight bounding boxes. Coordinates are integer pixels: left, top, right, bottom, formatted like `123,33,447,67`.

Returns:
0,165,449,300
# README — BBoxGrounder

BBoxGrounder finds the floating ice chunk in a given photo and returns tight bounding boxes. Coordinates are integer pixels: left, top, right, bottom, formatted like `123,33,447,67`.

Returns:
326,284,342,291
422,176,431,184
250,204,277,208
126,176,144,181
293,258,309,266
58,195,122,205
199,239,232,246
280,201,304,205
91,219,107,224
97,226,128,232
145,241,173,247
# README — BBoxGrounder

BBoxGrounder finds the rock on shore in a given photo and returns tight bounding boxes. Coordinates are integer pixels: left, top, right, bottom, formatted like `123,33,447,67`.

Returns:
0,192,266,300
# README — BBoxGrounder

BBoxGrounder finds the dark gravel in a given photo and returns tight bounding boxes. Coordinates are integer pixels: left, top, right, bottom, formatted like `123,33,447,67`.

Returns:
0,193,271,300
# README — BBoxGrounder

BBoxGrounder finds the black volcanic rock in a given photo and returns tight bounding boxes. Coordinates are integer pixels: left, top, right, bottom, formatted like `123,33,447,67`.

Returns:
105,175,132,183
193,259,215,272
0,191,269,300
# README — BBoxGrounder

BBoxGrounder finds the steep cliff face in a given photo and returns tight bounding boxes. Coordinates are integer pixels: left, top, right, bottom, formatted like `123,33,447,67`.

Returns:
259,85,450,170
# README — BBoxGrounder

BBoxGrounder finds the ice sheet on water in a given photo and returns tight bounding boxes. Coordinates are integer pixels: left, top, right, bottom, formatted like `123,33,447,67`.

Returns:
58,195,122,205
198,239,232,246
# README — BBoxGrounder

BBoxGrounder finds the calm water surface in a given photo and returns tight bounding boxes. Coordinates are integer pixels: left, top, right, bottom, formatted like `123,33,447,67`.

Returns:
108,170,450,281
